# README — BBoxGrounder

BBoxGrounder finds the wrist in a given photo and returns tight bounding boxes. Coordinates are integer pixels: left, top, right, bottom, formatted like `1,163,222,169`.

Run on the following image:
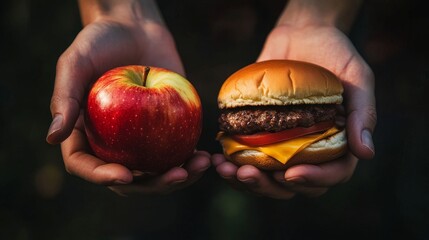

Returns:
277,0,362,33
78,0,164,27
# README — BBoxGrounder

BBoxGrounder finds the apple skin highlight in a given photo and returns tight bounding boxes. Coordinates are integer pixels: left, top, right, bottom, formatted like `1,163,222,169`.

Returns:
84,65,202,173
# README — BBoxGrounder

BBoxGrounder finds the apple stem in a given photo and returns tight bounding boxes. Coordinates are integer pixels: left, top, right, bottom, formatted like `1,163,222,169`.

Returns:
142,66,150,86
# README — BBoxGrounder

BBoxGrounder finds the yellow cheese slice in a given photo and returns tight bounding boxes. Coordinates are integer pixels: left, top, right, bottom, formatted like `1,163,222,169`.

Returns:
218,127,340,164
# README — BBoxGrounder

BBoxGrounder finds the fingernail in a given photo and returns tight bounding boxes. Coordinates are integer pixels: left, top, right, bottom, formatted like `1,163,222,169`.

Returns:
240,178,256,184
132,170,144,177
361,129,375,154
47,114,63,138
286,176,306,184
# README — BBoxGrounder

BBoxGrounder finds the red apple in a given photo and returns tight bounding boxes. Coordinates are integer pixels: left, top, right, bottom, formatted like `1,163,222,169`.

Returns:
84,65,202,173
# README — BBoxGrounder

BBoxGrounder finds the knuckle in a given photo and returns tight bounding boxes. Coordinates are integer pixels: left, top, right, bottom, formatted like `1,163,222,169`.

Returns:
63,163,74,176
49,95,62,113
49,92,82,117
365,105,378,129
62,155,79,177
368,106,378,122
56,50,76,70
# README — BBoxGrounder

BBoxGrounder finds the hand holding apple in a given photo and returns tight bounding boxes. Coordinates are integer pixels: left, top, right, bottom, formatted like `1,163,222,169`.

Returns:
84,65,203,174
47,1,210,195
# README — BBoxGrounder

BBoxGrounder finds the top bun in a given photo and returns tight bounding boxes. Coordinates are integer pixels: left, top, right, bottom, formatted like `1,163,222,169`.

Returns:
218,60,344,109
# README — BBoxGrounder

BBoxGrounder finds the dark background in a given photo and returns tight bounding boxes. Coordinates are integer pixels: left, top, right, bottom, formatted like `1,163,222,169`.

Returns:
1,0,429,239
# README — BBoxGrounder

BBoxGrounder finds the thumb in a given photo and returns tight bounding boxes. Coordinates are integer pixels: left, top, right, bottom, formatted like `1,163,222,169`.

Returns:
343,66,377,160
46,52,93,144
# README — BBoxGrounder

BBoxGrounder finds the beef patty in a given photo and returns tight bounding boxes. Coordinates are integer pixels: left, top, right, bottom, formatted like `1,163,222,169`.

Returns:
219,105,337,135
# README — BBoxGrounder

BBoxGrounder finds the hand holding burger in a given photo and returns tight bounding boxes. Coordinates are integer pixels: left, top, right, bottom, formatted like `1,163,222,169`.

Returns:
212,59,371,199
212,0,376,199
212,60,353,199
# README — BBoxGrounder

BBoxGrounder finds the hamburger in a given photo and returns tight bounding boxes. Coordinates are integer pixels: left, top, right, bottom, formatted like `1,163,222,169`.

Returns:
216,60,347,170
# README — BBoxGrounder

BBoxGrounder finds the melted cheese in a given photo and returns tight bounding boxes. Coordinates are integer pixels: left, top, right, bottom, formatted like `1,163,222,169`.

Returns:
218,127,340,164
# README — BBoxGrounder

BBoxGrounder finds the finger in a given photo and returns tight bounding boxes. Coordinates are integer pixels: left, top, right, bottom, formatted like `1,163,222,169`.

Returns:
215,161,239,179
68,158,134,185
107,152,210,196
212,154,245,183
108,167,189,196
214,160,250,192
183,151,211,173
272,171,329,197
236,165,295,200
176,151,211,188
283,153,358,187
346,103,377,160
47,48,93,144
342,59,377,160
211,153,228,167
61,124,134,185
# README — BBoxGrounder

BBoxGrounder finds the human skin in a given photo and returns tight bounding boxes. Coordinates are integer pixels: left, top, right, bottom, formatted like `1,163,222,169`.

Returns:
46,0,210,196
212,0,377,199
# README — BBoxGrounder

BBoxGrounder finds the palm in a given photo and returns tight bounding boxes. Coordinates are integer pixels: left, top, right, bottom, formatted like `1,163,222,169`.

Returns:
259,25,363,82
66,20,184,85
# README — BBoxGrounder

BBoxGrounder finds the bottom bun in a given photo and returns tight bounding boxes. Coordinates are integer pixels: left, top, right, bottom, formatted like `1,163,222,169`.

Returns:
224,130,347,171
